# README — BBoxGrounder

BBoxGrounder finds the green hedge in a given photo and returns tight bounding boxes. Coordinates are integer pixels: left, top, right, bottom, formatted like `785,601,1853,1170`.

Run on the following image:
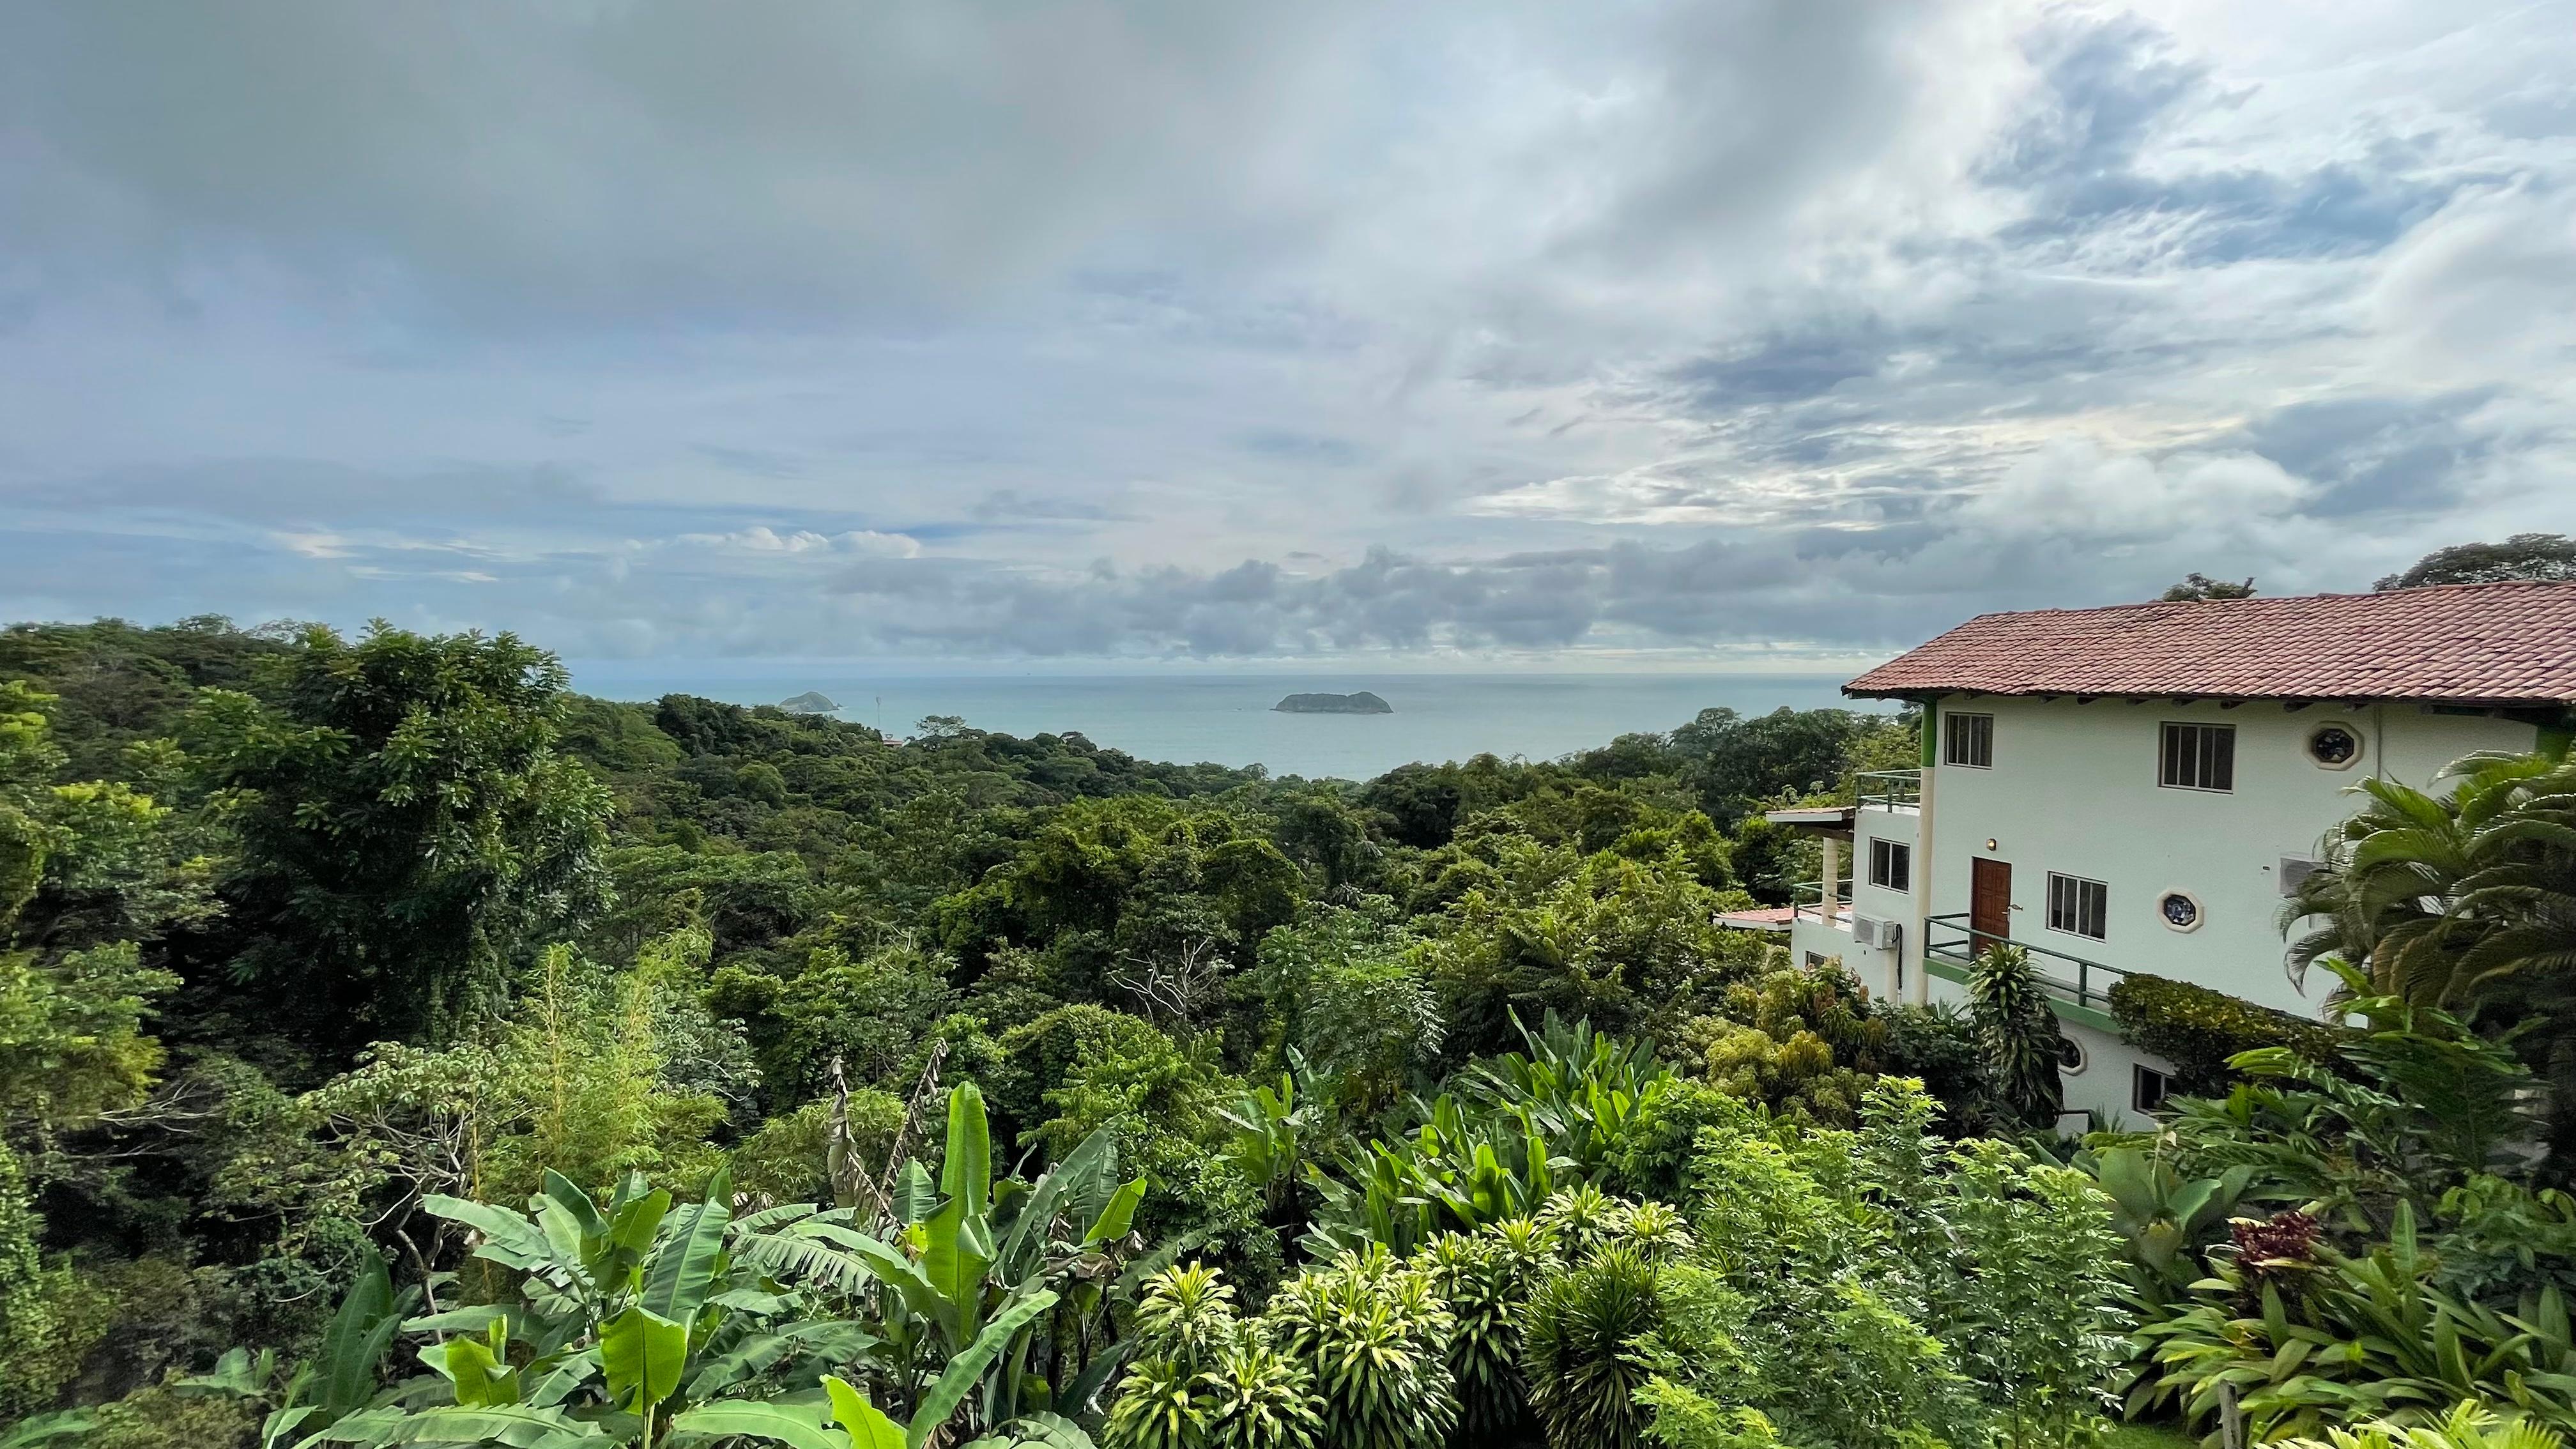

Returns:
2106,973,2346,1098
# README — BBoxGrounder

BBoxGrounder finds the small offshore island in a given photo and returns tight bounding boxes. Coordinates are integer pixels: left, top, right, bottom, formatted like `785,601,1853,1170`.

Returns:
776,690,839,714
1272,689,1393,714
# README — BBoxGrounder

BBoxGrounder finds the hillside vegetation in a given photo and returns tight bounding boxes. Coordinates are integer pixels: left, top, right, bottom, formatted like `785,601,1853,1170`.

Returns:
3,616,2571,1449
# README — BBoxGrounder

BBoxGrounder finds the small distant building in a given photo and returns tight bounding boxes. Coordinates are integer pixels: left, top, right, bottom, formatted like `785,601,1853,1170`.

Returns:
1777,581,2576,1127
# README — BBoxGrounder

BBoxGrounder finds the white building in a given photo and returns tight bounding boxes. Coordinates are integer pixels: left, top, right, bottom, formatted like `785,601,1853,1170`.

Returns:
1774,582,2576,1127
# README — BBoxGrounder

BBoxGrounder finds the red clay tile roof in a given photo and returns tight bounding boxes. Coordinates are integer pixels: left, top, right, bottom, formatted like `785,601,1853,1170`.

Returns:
1844,583,2576,705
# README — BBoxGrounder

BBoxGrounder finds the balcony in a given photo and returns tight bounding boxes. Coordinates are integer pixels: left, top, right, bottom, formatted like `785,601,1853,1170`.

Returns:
1920,912,2129,1031
1790,877,1853,927
1857,769,1922,810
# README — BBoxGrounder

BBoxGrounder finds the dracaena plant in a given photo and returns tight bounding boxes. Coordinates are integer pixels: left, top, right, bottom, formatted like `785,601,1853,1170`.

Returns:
1414,1221,1554,1443
1259,1245,1458,1449
1101,1264,1319,1449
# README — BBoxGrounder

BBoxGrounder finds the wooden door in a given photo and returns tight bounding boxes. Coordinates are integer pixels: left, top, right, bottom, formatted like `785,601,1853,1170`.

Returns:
1970,858,2012,950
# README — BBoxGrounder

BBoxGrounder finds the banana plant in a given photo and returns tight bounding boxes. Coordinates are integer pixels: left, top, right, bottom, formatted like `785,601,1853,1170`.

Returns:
675,1374,1094,1449
296,1167,879,1449
808,1084,1147,1430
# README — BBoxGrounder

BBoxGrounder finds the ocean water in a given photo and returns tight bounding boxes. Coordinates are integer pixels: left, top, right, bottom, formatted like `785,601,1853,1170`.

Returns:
564,666,1884,781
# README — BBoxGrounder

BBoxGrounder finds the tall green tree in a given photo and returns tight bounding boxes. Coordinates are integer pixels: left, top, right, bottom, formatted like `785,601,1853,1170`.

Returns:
188,624,613,1050
2374,533,2576,590
2159,572,2257,601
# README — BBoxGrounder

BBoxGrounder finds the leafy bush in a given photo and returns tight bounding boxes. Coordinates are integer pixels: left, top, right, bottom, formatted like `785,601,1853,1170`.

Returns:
2279,1401,2569,1449
1671,963,1886,1125
2108,972,2344,1097
1104,1264,1321,1449
2135,1204,2576,1442
1260,1246,1458,1449
1416,1223,1553,1441
1525,1243,1664,1449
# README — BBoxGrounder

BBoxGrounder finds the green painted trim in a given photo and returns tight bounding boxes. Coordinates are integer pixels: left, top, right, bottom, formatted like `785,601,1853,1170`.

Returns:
1924,954,1970,986
2051,999,2120,1034
1920,698,1938,769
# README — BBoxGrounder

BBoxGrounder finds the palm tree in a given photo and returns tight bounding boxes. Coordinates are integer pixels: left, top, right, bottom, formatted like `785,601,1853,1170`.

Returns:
2283,748,2576,1010
2285,744,2576,1165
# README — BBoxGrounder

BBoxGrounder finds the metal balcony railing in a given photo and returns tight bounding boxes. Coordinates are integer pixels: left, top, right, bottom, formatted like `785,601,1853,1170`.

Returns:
1790,877,1854,924
1856,769,1922,809
1922,912,2131,1015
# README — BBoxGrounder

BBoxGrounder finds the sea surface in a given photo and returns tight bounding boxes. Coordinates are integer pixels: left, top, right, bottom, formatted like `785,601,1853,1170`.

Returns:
564,666,1884,781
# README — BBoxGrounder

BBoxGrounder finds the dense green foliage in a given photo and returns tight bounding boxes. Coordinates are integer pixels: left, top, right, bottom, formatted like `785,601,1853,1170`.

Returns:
2107,974,2347,1098
2,612,2570,1449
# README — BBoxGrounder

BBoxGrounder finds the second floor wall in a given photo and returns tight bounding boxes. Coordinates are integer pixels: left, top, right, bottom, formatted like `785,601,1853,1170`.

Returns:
1915,695,2538,1016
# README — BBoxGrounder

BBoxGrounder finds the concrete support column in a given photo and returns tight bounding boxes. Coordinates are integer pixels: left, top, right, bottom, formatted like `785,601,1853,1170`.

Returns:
1910,766,1934,1005
1911,698,1937,1006
1819,836,1839,922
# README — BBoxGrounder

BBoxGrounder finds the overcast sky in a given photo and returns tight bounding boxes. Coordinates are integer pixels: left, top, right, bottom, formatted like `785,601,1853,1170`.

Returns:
3,1,2571,666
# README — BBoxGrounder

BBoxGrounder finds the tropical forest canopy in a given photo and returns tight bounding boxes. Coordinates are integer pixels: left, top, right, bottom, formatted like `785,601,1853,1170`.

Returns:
4,614,2575,1449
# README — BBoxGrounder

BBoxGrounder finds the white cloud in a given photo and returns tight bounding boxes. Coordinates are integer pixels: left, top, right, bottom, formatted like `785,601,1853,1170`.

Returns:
1960,441,2315,553
676,526,923,559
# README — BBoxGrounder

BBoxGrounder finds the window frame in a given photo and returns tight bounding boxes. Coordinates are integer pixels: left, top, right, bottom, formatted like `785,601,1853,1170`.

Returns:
1943,711,1995,769
1868,838,1912,893
2132,1064,2173,1114
2159,721,2237,793
2045,870,2109,941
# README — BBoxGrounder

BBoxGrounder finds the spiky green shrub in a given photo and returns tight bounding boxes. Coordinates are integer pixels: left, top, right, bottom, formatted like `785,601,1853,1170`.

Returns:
1613,1199,1697,1263
1198,1338,1321,1449
1106,1264,1320,1449
1416,1222,1555,1442
1536,1184,1622,1264
1968,942,2066,1130
1524,1243,1663,1449
1261,1246,1457,1449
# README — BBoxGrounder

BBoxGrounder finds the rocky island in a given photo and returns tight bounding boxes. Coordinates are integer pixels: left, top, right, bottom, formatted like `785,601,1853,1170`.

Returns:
1272,690,1393,714
776,691,839,715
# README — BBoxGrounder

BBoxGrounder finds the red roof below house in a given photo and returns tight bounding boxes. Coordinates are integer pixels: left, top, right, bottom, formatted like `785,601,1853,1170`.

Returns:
1844,583,2576,705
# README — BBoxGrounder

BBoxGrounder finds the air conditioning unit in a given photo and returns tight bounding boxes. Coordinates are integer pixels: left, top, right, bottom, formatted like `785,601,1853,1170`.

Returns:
1851,916,1903,951
2278,856,2320,898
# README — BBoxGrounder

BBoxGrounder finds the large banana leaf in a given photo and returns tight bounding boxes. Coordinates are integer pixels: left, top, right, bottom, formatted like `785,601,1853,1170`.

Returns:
730,1220,881,1297
640,1168,733,1324
300,1404,606,1448
1078,1176,1146,1250
958,1413,1095,1449
671,1400,847,1449
920,1194,995,1347
827,1377,910,1449
940,1084,993,1210
422,1197,560,1276
686,1319,878,1400
599,1305,687,1414
319,1256,404,1420
995,1127,1112,1278
891,1162,939,1225
908,1289,1059,1449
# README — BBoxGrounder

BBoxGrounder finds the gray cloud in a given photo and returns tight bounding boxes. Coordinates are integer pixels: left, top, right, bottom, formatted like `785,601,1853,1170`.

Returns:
0,1,2572,664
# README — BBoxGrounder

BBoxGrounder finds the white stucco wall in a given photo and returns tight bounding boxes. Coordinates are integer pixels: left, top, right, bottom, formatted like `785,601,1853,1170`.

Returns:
1919,697,2538,1018
1786,805,1919,1000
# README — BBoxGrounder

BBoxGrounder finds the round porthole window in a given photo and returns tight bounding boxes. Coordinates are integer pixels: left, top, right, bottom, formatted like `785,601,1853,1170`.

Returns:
2158,890,2203,933
2306,723,2363,770
2058,1036,2089,1076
